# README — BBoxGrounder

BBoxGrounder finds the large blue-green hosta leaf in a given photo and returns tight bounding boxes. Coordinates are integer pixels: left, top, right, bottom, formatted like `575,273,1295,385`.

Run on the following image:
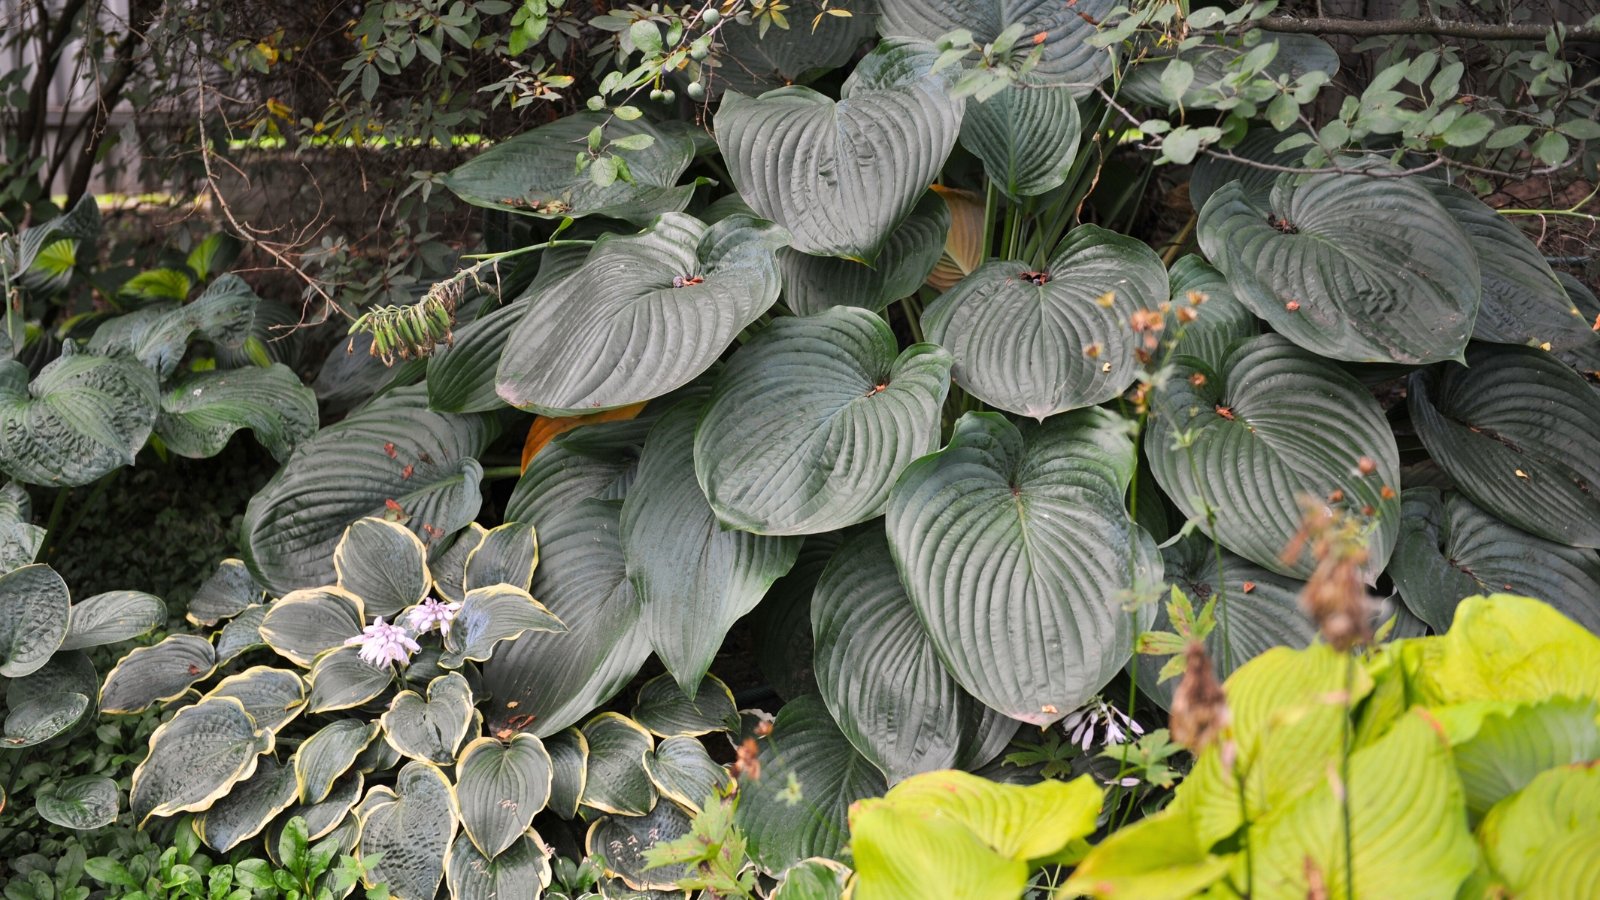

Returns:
715,44,963,260
495,214,785,416
441,114,700,225
877,0,1115,94
156,364,317,462
885,409,1159,725
1121,33,1338,109
623,398,801,691
130,697,272,824
778,192,949,316
87,274,259,377
1197,165,1479,363
1163,255,1258,373
922,224,1168,419
1409,345,1600,549
701,0,879,98
241,386,496,594
358,762,458,900
1146,334,1401,578
0,353,158,487
0,482,43,575
4,195,99,299
695,308,951,535
958,81,1081,199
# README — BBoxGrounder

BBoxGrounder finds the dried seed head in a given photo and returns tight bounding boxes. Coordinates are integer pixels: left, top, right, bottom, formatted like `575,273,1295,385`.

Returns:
1285,300,1301,312
1186,290,1209,307
1286,496,1375,652
1176,306,1199,324
1170,642,1230,753
1380,484,1396,500
731,737,762,782
1129,309,1165,333
1190,372,1207,387
1084,343,1103,358
1356,456,1378,476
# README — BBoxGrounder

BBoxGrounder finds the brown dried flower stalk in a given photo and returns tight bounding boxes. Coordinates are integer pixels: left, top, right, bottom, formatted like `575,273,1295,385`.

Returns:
1170,642,1231,753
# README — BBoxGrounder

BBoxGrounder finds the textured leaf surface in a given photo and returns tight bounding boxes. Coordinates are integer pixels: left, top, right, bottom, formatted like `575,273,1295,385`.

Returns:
1444,698,1600,820
445,832,553,900
334,517,430,619
2,691,88,747
88,275,258,377
959,81,1081,198
201,666,306,733
131,697,270,823
0,564,71,677
644,736,731,813
296,719,379,804
0,353,158,487
587,801,694,891
545,728,588,819
156,364,317,463
462,521,538,593
439,584,564,668
426,298,525,414
696,308,951,534
35,774,118,830
215,605,267,663
100,634,217,714
851,803,1024,900
359,762,458,900
631,672,739,738
1122,33,1337,109
1164,255,1258,373
1479,763,1600,892
750,532,841,703
877,0,1115,92
381,672,474,763
198,756,298,852
306,645,393,713
456,734,551,858
259,588,364,668
579,713,657,816
922,225,1167,419
704,0,878,97
778,192,948,316
187,558,262,626
61,590,164,651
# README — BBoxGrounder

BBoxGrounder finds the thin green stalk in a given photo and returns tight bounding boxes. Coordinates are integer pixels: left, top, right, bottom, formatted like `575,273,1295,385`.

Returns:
1340,651,1357,897
982,180,1001,260
37,486,72,562
898,295,925,344
480,465,524,481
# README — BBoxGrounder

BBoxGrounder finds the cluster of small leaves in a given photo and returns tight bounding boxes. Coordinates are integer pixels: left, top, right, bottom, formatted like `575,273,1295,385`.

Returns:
930,23,1050,100
641,793,758,898
1136,587,1219,684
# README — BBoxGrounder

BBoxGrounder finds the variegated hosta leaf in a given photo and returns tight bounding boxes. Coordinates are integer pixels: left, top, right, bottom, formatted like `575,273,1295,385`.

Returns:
959,80,1081,199
215,605,267,663
100,634,217,714
456,734,552,858
495,214,786,416
545,728,589,820
241,386,496,595
296,719,379,804
1409,345,1600,549
1145,334,1402,579
580,713,657,817
778,192,949,317
877,0,1115,92
61,590,164,651
631,672,739,738
696,308,952,535
0,353,158,488
188,558,263,626
131,697,272,824
1121,32,1338,109
8,651,96,711
7,195,99,297
0,482,43,575
0,564,71,677
624,398,802,690
359,763,459,900
445,832,554,899
439,584,564,668
201,666,307,733
921,224,1169,419
335,517,431,619
197,756,298,852
35,774,118,830
1164,255,1258,373
156,364,317,463
259,587,364,668
482,499,651,738
587,801,695,891
715,43,962,260
644,736,732,813
701,0,878,97
430,523,486,604
381,671,474,764
291,773,364,840
87,274,259,377
886,410,1159,725
462,521,538,593
1196,164,1479,364
306,645,394,713
3,692,89,747
442,113,700,225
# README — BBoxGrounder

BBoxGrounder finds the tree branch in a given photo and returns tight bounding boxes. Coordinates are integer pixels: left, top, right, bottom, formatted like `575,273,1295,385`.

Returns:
1257,16,1600,42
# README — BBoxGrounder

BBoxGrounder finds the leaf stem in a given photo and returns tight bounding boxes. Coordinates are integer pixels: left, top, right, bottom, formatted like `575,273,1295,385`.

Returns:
480,465,524,481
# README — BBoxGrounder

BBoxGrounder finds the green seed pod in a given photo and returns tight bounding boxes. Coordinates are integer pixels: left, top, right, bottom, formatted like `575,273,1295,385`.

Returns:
701,8,720,26
687,82,706,101
660,89,676,103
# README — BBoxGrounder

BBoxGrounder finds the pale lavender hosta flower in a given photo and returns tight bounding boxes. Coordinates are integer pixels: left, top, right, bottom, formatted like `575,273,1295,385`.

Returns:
1062,697,1145,752
344,617,421,667
406,596,462,636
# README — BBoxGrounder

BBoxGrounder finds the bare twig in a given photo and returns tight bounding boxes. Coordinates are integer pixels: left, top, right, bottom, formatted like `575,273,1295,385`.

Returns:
1258,15,1600,42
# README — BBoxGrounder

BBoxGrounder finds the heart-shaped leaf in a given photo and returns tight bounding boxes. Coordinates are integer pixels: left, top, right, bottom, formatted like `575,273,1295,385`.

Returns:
587,801,694,891
290,773,363,840
1164,255,1258,373
504,432,638,526
456,734,552,858
922,224,1168,419
0,564,71,677
463,521,538,593
1145,334,1401,578
0,482,43,575
546,728,588,820
442,113,700,225
187,558,262,626
877,0,1114,92
131,697,272,824
496,214,784,416
715,45,962,260
7,652,95,716
1197,164,1479,363
696,308,952,535
1447,698,1600,821
3,692,89,747
241,386,496,595
201,666,307,733
35,774,118,830
623,398,802,690
886,410,1159,725
100,634,217,714
959,81,1081,198
446,832,554,899
197,756,298,852
579,713,656,816
6,195,98,297
481,499,651,738
429,523,484,605
439,584,564,668
631,672,739,738
382,672,474,764
156,364,318,463
0,353,158,487
88,274,258,377
358,762,459,900
645,736,731,813
296,719,379,804
778,192,949,317
335,518,431,619
306,645,394,713
61,590,164,651
260,588,364,668
1389,488,1600,632
1409,345,1600,548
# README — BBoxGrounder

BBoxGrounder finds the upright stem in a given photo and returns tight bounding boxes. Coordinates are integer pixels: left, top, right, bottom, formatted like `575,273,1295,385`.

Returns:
1340,652,1357,897
982,180,1000,260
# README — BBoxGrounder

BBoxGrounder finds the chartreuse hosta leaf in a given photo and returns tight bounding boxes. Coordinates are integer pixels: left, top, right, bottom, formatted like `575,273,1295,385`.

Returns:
1164,255,1258,373
624,398,802,690
242,386,496,594
358,761,459,900
737,695,887,873
296,719,379,804
0,564,71,677
1146,334,1402,579
644,736,731,813
922,225,1168,419
812,529,997,783
155,364,317,463
1410,345,1600,549
3,692,89,747
131,697,272,824
1432,697,1600,820
579,713,656,817
877,0,1114,92
187,558,262,626
462,521,537,592
1121,32,1338,109
60,590,163,651
201,666,306,733
482,499,651,738
1198,163,1481,364
35,774,119,830
496,214,785,416
441,113,700,225
715,42,962,260
586,800,695,891
705,0,877,97
446,833,553,900
439,584,564,668
8,194,98,296
306,646,393,713
631,672,738,738
334,517,430,619
545,728,589,820
100,634,217,714
0,353,158,488
696,308,952,535
886,410,1158,725
456,734,551,858
381,672,474,764
1402,593,1600,707
959,80,1081,199
1061,799,1234,899
1478,763,1600,894
87,274,259,377
197,755,298,852
1389,488,1600,632
259,587,364,668
779,192,948,317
